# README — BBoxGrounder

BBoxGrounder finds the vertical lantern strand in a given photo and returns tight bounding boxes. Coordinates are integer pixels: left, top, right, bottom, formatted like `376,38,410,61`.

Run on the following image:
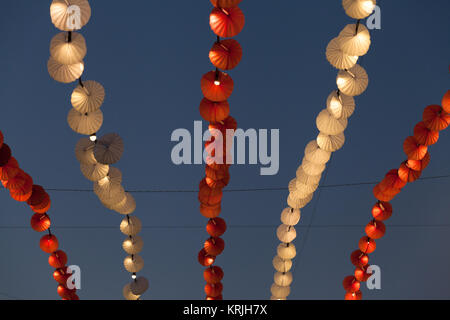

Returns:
343,89,450,300
48,0,148,299
0,131,78,300
270,0,377,300
197,0,245,300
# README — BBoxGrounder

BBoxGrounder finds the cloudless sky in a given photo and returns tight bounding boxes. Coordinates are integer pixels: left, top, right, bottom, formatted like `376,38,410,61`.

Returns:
0,0,449,300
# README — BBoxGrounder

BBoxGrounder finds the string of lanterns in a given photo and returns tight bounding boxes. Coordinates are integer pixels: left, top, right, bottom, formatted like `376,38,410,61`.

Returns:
0,130,78,300
343,89,450,300
196,0,245,300
270,0,377,300
48,0,148,300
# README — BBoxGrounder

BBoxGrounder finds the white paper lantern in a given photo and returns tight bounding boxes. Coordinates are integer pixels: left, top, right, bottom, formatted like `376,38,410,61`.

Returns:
316,109,348,135
270,284,290,298
67,108,103,135
50,32,86,65
276,224,297,243
130,277,149,295
124,255,144,273
94,167,123,197
48,57,84,83
280,207,301,226
326,37,358,70
120,216,142,236
274,272,293,287
113,193,136,215
304,140,331,165
123,235,144,255
277,243,297,260
342,0,376,19
296,180,319,195
50,0,91,31
316,132,345,152
288,178,314,200
326,90,355,119
74,137,96,164
71,80,105,114
301,158,326,176
273,256,293,273
338,23,371,56
123,283,140,300
94,133,124,165
337,64,369,97
287,192,313,209
80,162,109,182
97,184,126,208
295,166,322,185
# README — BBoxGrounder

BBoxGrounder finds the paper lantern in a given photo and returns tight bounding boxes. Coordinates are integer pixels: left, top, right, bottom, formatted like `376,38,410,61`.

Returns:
316,109,348,135
47,57,84,83
205,282,223,298
295,180,319,195
365,220,386,239
301,158,326,176
199,98,230,123
342,0,377,19
75,137,96,164
67,108,103,135
343,275,360,293
94,167,123,198
359,236,376,254
199,179,223,205
287,192,313,209
403,136,428,161
288,179,314,202
94,133,124,165
50,32,86,65
296,166,322,185
345,291,362,300
442,90,450,113
99,186,126,209
422,105,450,131
338,23,371,56
270,284,290,298
49,250,68,269
413,122,439,146
120,216,142,236
130,277,149,295
5,170,33,194
30,193,51,214
398,162,422,183
0,143,12,166
57,284,76,300
379,169,407,190
122,235,144,255
277,243,296,260
209,39,243,70
123,283,140,300
210,0,242,7
200,203,222,219
9,178,33,202
372,184,397,202
198,248,216,267
50,0,91,31
0,157,20,181
80,162,109,181
317,132,345,152
354,265,371,282
351,250,369,267
204,266,224,284
371,201,392,222
274,272,293,287
273,256,292,273
337,64,369,96
276,225,296,243
124,254,144,273
40,234,59,253
280,207,301,226
31,213,51,232
407,152,430,172
326,90,355,119
304,140,332,165
209,6,245,38
201,71,234,102
204,237,225,256
71,80,105,113
206,217,227,237
53,267,72,285
326,37,358,70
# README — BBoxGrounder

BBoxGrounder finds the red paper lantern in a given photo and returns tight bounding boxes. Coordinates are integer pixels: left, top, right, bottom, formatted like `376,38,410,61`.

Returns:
206,294,223,300
27,185,47,206
204,266,224,284
205,282,223,297
198,179,223,205
358,236,376,254
198,248,216,267
413,122,439,146
407,152,430,172
209,39,243,70
0,157,20,181
354,266,372,282
53,267,72,285
442,90,450,113
379,169,407,190
398,162,422,183
343,275,360,293
365,221,386,239
30,193,51,213
40,234,59,253
209,6,245,38
345,291,362,300
350,250,369,267
0,143,12,166
423,105,450,131
200,203,222,219
371,201,392,221
57,284,76,300
206,217,227,237
30,213,51,232
201,71,234,102
49,250,68,269
204,237,225,256
403,136,428,161
199,98,230,123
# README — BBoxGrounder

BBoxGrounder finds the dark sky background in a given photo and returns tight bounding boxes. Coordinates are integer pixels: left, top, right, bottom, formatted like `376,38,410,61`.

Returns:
0,0,449,300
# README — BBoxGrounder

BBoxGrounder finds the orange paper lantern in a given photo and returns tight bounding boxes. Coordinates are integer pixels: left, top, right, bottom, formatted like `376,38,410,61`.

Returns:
201,71,234,102
209,6,245,38
209,39,243,70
